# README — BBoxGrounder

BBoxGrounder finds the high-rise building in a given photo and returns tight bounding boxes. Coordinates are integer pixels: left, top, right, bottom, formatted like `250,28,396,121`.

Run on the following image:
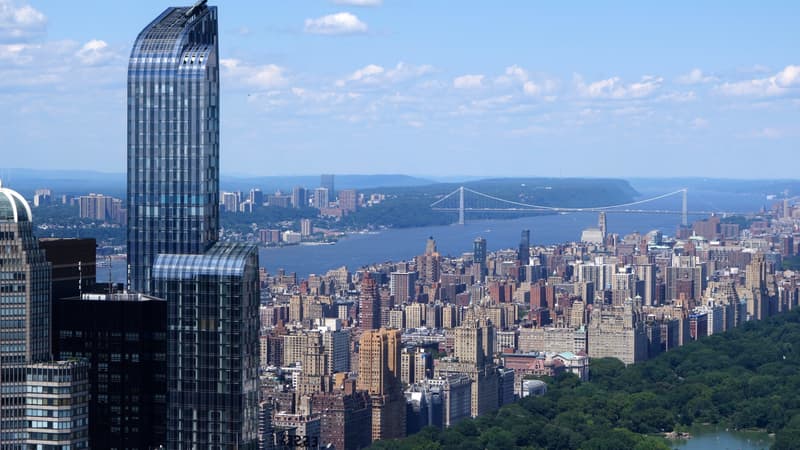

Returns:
128,4,260,448
291,186,307,209
312,187,329,209
0,182,90,449
518,229,530,266
23,361,90,449
127,1,220,293
53,293,167,449
40,238,97,301
153,243,260,448
338,189,358,213
358,328,406,442
360,273,381,331
390,271,418,303
473,237,487,278
320,174,335,200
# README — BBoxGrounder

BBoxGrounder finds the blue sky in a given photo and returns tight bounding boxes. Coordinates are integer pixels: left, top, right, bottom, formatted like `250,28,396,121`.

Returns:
1,0,798,178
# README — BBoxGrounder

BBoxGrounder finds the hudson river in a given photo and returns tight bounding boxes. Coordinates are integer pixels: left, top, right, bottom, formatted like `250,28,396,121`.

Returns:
260,190,766,277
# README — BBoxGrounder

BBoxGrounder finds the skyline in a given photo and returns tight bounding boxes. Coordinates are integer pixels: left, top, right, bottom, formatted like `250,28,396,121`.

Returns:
1,1,799,178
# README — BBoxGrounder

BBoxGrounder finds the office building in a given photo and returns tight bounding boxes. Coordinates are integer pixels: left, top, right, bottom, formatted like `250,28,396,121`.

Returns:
39,238,96,301
0,182,89,448
23,361,90,449
53,293,167,449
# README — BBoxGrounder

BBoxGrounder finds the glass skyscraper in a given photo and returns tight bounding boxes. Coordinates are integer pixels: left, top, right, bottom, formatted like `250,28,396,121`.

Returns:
127,1,220,294
153,243,260,448
128,3,260,448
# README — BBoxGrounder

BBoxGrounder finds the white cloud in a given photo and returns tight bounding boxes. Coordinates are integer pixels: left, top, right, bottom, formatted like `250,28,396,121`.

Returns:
0,0,46,43
575,74,662,99
75,39,114,65
336,62,433,87
718,65,800,97
677,68,716,84
453,74,483,89
221,58,287,89
333,0,382,6
494,65,557,97
304,12,367,35
495,65,528,85
523,81,542,96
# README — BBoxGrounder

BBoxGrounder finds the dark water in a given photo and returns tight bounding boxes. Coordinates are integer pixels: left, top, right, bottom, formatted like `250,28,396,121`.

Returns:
110,190,768,281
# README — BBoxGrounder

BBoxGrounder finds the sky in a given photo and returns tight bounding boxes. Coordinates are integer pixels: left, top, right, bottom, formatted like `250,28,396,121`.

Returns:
1,0,799,178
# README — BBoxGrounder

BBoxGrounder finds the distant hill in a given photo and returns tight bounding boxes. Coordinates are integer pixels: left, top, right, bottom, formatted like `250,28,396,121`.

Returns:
220,174,435,192
630,177,800,196
0,169,434,198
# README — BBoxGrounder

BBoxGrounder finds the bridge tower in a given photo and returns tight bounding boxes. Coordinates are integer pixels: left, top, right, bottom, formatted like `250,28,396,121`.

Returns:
458,186,465,225
682,189,688,227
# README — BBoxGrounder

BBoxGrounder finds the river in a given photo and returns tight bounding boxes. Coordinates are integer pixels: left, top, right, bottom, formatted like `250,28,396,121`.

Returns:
259,190,767,277
108,189,767,281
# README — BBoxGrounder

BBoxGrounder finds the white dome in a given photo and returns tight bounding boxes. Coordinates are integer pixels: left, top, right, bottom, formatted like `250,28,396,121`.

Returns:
0,180,32,223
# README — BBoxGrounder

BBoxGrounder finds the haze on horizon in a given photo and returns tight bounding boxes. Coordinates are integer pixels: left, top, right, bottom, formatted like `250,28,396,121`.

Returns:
1,0,798,178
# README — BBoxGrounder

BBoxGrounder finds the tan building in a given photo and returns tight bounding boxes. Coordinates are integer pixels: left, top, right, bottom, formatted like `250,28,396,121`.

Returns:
587,302,648,365
358,328,406,442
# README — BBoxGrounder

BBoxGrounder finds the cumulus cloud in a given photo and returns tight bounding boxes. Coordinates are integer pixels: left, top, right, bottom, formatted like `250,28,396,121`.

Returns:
575,74,662,99
220,58,287,89
453,74,483,89
75,39,115,65
333,0,382,5
494,64,557,97
0,0,46,43
677,68,716,84
335,62,433,86
304,12,367,35
717,65,800,97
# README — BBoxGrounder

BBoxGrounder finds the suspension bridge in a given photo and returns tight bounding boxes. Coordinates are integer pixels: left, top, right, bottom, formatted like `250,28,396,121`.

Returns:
430,187,729,225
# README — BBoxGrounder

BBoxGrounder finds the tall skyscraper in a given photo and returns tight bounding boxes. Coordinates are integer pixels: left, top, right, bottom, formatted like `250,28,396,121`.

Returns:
0,182,90,449
127,1,220,293
518,229,530,265
128,3,260,448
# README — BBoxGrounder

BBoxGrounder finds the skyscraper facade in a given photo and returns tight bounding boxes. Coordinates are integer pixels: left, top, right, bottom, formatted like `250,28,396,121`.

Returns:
127,3,260,448
153,243,261,448
127,1,220,293
0,182,90,449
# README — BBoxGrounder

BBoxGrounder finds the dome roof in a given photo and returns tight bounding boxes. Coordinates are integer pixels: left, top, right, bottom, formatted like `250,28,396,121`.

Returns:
0,180,32,223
